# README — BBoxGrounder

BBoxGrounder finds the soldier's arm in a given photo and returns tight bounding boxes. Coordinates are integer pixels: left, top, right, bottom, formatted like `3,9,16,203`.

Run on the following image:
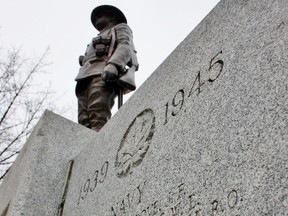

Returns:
106,23,134,73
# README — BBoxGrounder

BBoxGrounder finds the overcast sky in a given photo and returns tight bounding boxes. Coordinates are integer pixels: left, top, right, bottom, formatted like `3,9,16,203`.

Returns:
0,0,220,121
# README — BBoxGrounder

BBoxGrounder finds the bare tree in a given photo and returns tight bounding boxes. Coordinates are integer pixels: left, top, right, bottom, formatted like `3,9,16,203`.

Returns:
0,47,53,181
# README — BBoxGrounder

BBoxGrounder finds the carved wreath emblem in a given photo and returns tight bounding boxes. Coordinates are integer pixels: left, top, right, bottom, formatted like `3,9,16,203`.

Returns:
115,109,155,178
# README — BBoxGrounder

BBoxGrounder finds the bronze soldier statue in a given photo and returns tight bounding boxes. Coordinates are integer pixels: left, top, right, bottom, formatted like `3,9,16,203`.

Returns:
75,5,139,131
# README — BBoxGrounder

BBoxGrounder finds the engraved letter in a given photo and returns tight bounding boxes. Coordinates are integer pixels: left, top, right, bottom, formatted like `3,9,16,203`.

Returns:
164,89,185,124
188,71,203,97
134,180,147,204
82,179,90,200
99,161,109,183
228,190,238,209
208,51,224,82
90,170,98,192
172,89,185,116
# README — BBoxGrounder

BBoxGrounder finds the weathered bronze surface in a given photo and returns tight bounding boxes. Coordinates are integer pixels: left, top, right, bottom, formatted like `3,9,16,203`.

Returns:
75,5,139,131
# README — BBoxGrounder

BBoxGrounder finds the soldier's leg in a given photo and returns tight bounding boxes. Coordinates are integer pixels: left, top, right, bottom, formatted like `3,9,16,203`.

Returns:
75,79,91,128
87,75,116,131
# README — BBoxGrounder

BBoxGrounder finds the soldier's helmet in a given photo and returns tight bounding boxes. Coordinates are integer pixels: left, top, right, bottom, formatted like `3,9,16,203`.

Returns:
91,5,127,30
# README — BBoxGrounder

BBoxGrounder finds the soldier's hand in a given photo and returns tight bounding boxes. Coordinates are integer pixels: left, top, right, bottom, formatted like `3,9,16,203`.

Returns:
102,64,118,82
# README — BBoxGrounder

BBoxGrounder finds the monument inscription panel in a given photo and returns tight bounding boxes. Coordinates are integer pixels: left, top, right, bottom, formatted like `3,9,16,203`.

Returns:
108,180,242,216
